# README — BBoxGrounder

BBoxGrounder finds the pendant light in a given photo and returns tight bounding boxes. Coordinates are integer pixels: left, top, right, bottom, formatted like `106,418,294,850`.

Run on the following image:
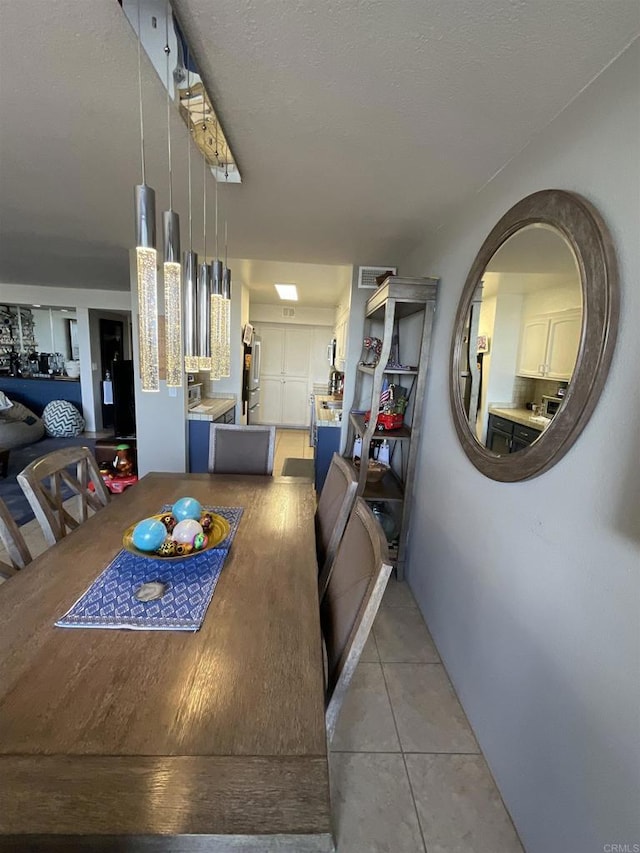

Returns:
197,144,212,372
183,46,198,373
221,158,232,378
209,148,223,380
162,6,182,387
134,0,159,392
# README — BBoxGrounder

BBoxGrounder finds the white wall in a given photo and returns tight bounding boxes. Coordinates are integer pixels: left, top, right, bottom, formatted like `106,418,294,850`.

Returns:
249,302,335,326
400,42,640,853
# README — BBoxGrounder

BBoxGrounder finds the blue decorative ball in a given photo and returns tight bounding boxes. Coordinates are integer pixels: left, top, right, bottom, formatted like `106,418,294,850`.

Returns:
132,518,167,552
172,496,202,521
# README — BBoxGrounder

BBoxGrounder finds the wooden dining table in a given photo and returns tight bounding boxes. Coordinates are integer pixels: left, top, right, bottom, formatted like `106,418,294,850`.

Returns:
0,473,333,852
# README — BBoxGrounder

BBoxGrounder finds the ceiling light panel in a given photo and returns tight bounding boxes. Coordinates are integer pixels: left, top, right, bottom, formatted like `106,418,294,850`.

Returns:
275,284,298,301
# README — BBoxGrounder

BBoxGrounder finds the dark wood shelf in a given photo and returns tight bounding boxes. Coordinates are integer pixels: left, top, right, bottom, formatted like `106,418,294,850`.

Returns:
357,364,418,376
343,457,405,503
349,411,411,440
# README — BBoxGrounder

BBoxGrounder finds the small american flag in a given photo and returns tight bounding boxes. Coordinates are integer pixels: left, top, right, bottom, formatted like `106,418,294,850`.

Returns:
379,379,392,406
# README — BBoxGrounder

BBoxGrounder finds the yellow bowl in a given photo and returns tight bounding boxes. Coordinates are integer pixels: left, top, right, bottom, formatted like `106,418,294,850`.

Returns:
122,513,231,560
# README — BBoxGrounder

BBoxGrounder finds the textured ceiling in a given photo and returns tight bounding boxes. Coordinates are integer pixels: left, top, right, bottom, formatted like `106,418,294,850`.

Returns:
0,1,638,300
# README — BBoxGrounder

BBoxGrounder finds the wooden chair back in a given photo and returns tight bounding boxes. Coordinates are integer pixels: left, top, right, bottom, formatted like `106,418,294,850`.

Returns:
0,497,31,579
17,446,110,547
316,453,358,598
208,424,276,475
321,497,392,740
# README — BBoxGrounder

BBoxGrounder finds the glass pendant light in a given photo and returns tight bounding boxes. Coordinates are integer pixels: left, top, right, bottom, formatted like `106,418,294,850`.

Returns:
183,47,198,373
134,0,159,392
197,147,211,371
209,161,223,380
162,10,182,388
221,216,232,378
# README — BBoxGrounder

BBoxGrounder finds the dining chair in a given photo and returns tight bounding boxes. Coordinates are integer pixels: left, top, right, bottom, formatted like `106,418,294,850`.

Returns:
316,452,358,599
321,497,393,741
0,496,31,579
208,424,276,475
17,446,110,547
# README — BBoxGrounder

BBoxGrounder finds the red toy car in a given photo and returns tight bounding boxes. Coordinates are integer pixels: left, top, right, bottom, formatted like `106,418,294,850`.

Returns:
364,410,404,432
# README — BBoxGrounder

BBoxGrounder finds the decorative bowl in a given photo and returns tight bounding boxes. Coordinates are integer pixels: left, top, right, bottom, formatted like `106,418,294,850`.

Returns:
354,458,390,484
123,512,230,560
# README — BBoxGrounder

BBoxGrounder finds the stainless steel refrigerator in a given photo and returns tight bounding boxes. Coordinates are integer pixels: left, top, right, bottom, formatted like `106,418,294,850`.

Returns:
246,334,261,423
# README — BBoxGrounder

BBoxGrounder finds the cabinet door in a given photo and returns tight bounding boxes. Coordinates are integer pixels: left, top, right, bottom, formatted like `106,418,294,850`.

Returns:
259,326,285,376
283,328,311,377
335,317,348,368
257,377,283,424
546,311,581,380
281,378,310,426
517,317,549,377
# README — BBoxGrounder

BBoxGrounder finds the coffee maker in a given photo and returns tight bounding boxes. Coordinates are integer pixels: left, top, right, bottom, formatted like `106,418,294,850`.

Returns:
329,366,344,396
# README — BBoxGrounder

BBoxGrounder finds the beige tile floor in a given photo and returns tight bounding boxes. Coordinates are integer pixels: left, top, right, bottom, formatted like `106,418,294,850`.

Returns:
1,428,524,852
273,425,316,475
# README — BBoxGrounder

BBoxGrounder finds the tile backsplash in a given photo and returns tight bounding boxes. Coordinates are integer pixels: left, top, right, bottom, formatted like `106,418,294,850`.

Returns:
511,376,567,406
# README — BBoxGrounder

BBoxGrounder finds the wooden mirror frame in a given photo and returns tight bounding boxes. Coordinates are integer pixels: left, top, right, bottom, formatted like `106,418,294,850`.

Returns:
450,189,619,482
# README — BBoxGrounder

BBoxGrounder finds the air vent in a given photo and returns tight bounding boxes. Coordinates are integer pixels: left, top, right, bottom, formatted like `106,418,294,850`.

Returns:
282,307,296,318
357,265,397,289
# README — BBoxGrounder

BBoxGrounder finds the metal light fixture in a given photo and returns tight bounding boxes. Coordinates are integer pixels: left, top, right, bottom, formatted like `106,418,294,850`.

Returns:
134,0,159,392
162,9,182,388
197,148,211,372
221,211,232,379
183,46,198,373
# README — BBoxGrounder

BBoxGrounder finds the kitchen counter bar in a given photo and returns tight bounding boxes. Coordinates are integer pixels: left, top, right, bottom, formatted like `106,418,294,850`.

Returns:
0,374,79,382
488,405,550,431
187,397,236,421
315,394,343,427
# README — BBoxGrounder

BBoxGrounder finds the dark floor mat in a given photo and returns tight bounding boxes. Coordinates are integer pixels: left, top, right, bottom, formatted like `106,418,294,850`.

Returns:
281,457,315,479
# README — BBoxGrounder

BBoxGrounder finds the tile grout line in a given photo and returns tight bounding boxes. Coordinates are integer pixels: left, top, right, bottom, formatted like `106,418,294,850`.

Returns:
379,658,430,853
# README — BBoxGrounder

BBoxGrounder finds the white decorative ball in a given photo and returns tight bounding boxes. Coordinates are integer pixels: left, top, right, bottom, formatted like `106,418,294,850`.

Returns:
172,518,204,544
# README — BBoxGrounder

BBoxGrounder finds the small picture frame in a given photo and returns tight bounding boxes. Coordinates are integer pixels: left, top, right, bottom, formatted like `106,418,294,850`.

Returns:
477,334,490,354
243,323,254,345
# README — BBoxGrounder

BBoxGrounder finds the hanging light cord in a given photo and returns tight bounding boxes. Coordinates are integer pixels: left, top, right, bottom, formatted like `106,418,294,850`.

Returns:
136,0,146,184
215,152,219,260
224,167,229,268
165,4,173,210
187,47,193,250
203,152,207,259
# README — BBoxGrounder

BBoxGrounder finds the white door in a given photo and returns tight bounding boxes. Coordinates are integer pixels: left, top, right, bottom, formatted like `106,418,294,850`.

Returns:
283,328,311,377
517,317,549,377
260,326,286,376
257,377,283,424
282,378,311,426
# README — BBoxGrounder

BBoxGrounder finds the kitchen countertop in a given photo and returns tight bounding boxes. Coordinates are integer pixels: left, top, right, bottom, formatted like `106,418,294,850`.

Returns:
488,405,550,431
315,394,343,428
187,397,236,421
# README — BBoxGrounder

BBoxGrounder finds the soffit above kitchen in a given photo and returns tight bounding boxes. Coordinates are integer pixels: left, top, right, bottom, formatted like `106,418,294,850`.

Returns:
0,0,638,291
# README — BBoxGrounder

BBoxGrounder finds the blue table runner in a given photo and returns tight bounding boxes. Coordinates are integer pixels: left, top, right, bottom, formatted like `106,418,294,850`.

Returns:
56,505,243,632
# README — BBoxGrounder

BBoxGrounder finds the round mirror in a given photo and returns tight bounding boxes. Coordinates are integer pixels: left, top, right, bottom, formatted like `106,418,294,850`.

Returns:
450,189,618,481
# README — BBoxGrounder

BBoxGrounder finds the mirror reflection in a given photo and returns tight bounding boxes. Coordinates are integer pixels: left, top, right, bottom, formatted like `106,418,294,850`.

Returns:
459,224,582,454
0,305,79,378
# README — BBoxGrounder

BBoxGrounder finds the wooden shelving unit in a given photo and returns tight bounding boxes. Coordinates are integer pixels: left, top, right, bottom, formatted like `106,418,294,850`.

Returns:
344,276,439,580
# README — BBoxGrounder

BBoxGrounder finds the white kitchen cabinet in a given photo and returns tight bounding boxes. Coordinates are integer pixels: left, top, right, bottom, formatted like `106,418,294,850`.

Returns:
255,376,309,427
253,323,313,427
516,309,581,380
